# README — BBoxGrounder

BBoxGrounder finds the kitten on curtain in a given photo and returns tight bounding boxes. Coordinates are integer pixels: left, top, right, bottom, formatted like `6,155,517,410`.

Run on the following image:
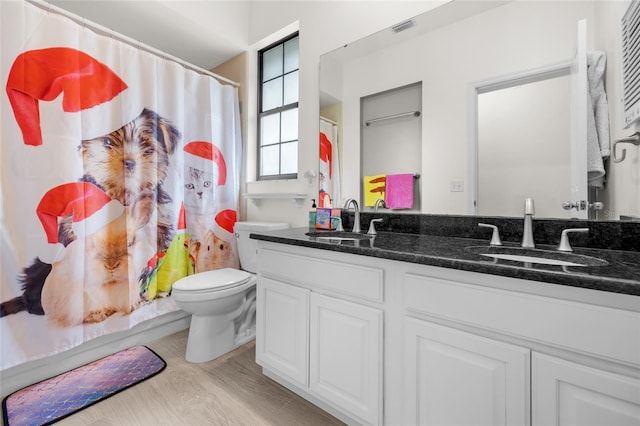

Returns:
0,108,180,319
41,203,156,327
184,166,217,216
183,165,238,272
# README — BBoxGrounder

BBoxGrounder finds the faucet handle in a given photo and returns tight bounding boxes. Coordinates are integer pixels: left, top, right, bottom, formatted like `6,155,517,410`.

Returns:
478,223,503,246
524,197,535,215
367,218,383,235
557,228,589,252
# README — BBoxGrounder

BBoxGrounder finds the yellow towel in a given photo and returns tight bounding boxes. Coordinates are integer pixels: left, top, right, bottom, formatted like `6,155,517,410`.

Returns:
363,175,386,207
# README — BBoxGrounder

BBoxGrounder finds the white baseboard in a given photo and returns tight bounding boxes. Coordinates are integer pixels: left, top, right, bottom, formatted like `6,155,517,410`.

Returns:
0,310,190,397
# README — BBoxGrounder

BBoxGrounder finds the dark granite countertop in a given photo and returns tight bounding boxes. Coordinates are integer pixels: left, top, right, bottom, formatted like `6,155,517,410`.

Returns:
250,226,640,297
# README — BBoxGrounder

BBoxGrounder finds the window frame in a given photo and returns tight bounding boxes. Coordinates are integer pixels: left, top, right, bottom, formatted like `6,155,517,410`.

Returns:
257,32,299,181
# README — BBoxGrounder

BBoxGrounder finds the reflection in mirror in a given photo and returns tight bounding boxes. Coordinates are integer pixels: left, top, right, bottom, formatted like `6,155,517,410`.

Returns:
319,116,340,207
319,0,640,221
361,82,422,211
477,75,571,218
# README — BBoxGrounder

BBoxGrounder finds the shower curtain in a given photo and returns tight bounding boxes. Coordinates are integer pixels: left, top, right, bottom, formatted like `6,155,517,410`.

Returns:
0,0,242,370
319,118,340,207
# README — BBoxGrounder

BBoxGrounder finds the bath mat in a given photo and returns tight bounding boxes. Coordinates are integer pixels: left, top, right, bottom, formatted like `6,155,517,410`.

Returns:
2,345,165,426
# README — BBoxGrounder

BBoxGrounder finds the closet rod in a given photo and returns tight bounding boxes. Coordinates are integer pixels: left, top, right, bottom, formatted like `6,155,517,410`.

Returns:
26,0,240,88
365,110,420,126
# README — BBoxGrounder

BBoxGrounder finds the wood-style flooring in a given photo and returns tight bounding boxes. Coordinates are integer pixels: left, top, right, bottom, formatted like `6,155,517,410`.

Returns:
57,329,345,426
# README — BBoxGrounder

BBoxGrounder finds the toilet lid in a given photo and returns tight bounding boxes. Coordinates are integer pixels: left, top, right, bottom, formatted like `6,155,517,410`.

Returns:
172,268,252,292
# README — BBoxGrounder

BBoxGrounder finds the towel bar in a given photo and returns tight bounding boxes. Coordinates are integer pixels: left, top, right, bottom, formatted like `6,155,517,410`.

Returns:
612,132,640,163
365,110,420,126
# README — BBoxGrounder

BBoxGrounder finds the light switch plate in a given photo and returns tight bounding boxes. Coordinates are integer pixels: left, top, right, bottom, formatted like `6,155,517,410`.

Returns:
450,180,464,192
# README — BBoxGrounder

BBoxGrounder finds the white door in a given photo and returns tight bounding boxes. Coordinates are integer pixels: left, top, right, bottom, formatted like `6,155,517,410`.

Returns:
569,18,588,219
470,19,589,218
533,352,640,426
403,318,530,426
256,277,309,387
309,292,382,425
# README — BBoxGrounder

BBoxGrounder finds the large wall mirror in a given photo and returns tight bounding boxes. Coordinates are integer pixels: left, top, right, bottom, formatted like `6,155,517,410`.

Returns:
319,0,640,221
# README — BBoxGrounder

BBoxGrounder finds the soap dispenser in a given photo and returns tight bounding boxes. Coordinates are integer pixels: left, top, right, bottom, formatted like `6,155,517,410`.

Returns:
309,199,317,228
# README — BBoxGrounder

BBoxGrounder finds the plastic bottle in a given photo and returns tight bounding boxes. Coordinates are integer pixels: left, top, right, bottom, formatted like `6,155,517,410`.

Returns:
309,199,317,228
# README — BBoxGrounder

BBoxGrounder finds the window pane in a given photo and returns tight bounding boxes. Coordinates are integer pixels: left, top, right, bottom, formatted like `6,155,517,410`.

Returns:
262,77,283,111
284,37,299,73
283,71,299,105
260,113,280,146
281,108,298,142
258,33,298,180
260,145,280,176
280,141,298,174
263,45,283,82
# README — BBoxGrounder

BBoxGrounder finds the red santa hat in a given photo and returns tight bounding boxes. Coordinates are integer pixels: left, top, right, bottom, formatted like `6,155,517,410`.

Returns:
6,47,128,147
213,209,237,242
36,182,125,263
319,132,333,179
177,202,187,234
183,141,227,185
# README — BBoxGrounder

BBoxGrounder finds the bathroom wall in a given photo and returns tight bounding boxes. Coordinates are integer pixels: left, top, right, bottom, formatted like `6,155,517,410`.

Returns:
243,1,446,226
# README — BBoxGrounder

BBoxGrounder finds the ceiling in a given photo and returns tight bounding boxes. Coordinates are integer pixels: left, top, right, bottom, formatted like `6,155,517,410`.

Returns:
50,1,251,70
48,1,509,73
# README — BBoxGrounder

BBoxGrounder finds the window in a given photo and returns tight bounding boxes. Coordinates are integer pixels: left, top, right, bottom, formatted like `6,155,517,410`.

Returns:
258,33,299,180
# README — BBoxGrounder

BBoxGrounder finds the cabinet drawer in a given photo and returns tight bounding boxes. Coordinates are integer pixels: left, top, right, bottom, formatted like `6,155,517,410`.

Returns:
403,272,640,367
258,248,384,303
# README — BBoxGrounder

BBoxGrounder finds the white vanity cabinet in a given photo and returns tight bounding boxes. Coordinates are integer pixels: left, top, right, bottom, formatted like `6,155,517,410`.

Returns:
256,277,309,387
403,317,530,425
401,266,640,426
255,243,384,425
254,239,640,425
309,293,382,425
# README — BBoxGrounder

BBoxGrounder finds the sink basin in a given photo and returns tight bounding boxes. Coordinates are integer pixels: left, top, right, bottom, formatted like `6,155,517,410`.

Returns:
465,246,608,267
305,231,374,242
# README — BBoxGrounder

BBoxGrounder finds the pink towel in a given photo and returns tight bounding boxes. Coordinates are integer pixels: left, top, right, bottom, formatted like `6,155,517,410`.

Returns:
385,173,414,209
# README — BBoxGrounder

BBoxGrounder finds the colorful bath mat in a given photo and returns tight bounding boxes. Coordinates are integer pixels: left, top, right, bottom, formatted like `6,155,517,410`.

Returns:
2,345,165,426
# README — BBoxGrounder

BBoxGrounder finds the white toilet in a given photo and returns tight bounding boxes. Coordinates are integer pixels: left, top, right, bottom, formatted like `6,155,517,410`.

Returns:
172,221,289,363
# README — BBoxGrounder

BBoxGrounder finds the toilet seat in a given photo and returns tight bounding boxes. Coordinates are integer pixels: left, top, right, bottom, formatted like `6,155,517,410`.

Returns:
172,268,252,294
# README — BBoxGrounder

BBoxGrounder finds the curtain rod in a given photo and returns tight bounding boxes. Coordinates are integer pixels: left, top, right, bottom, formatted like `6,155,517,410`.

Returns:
26,0,240,88
320,116,338,126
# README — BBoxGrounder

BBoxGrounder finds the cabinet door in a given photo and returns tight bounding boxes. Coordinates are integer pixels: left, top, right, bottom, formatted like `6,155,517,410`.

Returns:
404,317,530,426
533,352,640,425
309,293,382,425
256,277,309,387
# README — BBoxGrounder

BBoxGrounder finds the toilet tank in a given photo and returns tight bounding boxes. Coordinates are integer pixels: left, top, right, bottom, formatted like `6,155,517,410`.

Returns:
234,221,289,273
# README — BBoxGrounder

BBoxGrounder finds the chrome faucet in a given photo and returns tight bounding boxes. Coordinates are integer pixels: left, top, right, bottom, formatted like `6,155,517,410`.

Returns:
343,198,361,233
521,197,535,248
557,228,589,252
374,199,386,213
